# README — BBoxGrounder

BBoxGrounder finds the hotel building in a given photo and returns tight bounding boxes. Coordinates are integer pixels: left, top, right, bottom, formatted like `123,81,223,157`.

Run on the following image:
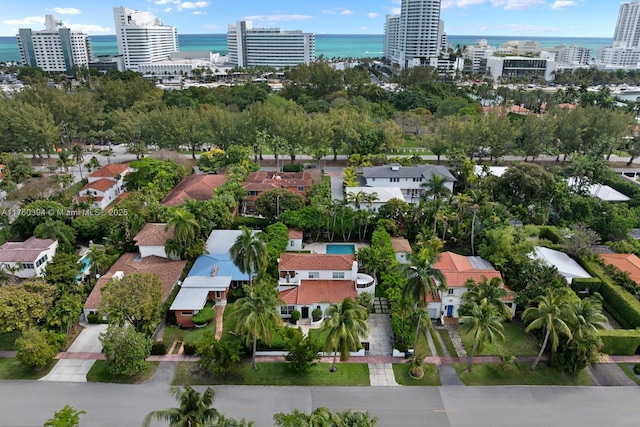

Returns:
113,6,178,70
227,21,315,68
384,15,400,60
16,15,92,74
390,0,443,69
597,0,640,69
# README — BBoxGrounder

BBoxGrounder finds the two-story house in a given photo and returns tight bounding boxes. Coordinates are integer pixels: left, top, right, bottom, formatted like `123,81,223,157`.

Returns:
0,237,58,278
361,164,456,204
242,171,313,214
277,253,375,320
76,163,130,209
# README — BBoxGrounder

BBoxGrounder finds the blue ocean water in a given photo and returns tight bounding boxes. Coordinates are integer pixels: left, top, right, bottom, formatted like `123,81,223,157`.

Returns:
0,33,613,63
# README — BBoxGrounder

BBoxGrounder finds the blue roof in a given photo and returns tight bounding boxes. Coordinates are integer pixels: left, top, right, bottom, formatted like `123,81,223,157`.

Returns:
188,253,249,281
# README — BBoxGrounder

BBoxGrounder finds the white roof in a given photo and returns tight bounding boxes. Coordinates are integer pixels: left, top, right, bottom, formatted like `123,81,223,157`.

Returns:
205,230,256,254
170,287,209,311
348,187,405,203
566,178,630,202
533,246,592,283
473,165,508,178
181,275,232,290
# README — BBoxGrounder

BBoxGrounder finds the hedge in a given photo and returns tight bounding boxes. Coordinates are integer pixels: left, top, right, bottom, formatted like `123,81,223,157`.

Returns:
599,329,640,355
570,277,602,296
282,164,304,172
538,226,563,244
191,307,215,326
151,341,168,355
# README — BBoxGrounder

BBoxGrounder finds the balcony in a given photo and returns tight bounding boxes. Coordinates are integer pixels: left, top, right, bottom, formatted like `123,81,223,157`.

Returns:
356,273,375,290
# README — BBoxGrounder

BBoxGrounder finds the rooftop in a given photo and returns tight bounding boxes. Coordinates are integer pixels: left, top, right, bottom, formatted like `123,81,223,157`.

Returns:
88,163,129,179
362,164,456,182
600,253,640,285
0,237,56,263
347,187,405,204
243,171,313,192
433,251,502,288
280,280,358,305
278,253,356,271
161,173,227,206
80,178,116,193
133,223,175,247
533,246,591,284
390,237,412,253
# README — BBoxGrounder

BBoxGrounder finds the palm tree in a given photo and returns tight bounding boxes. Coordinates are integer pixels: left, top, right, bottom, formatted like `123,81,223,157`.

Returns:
71,144,84,179
461,277,513,321
522,291,576,370
346,190,366,210
322,297,369,373
166,208,200,254
142,386,219,427
307,407,337,427
420,174,451,201
230,226,267,286
34,220,76,253
88,245,111,277
232,281,283,370
459,299,505,372
56,150,74,173
572,297,607,340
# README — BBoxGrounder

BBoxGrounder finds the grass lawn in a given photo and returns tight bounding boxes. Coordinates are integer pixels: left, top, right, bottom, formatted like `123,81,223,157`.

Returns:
161,322,217,348
0,332,21,351
454,362,594,386
429,328,444,356
618,364,640,386
86,360,160,384
460,320,539,357
393,363,440,386
436,328,457,357
414,328,431,357
0,358,57,380
173,361,370,386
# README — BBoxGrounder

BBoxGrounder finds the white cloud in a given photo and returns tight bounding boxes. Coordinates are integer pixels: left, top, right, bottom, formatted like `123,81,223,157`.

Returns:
192,11,206,15
321,7,353,15
67,23,111,33
244,14,312,22
3,16,45,26
490,0,543,9
52,7,81,15
154,0,180,4
442,0,486,8
551,1,577,9
367,12,379,18
178,1,208,10
390,7,401,14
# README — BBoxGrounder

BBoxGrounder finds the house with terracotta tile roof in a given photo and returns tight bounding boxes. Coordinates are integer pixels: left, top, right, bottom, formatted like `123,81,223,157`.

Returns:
0,237,58,278
600,254,640,285
427,251,515,322
287,229,303,251
76,163,131,209
133,223,176,259
277,253,375,321
242,171,313,213
161,173,227,206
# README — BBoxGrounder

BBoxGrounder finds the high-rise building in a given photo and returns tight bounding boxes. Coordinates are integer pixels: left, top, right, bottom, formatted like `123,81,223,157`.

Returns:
384,15,400,60
597,1,640,69
391,0,442,69
16,15,92,74
227,21,314,68
113,6,178,70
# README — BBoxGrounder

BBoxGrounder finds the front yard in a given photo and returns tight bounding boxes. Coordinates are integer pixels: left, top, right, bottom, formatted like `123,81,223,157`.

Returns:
86,360,160,384
392,363,440,386
454,362,594,386
0,358,57,380
459,320,540,357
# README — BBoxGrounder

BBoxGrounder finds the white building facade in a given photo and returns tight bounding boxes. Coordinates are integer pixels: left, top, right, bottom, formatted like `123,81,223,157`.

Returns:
0,237,58,279
392,0,442,69
384,15,400,60
227,21,315,68
17,15,92,74
597,1,640,69
113,6,178,70
486,56,557,82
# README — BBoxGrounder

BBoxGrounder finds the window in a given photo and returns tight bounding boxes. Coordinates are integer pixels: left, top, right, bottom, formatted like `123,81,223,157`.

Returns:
22,263,34,269
248,191,259,197
332,272,345,279
308,272,319,279
289,240,295,247
448,289,454,295
280,305,295,315
413,178,423,182
298,186,304,191
181,312,193,316
390,177,400,183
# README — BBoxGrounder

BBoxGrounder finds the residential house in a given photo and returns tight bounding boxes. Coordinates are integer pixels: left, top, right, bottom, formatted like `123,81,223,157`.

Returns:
287,229,303,251
133,223,176,260
170,276,232,328
277,253,375,320
345,187,405,212
76,163,130,209
532,246,592,284
600,253,640,285
0,237,58,278
161,173,227,206
390,237,412,264
242,171,313,213
427,251,515,322
361,164,456,204
566,177,630,202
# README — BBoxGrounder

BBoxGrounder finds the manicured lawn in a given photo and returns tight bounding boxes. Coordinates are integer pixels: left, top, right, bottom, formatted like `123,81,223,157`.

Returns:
429,328,444,356
173,361,370,386
437,328,457,357
414,329,432,357
454,363,594,386
460,320,539,357
0,332,21,351
86,360,160,384
393,363,440,386
161,322,217,348
0,358,57,380
618,364,640,386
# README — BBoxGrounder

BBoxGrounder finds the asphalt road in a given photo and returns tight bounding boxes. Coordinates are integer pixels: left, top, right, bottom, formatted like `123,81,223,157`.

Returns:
1,382,639,427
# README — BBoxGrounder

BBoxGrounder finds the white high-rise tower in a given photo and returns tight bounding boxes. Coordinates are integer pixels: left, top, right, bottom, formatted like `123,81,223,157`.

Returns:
384,15,400,60
393,0,442,69
613,0,640,49
113,6,178,70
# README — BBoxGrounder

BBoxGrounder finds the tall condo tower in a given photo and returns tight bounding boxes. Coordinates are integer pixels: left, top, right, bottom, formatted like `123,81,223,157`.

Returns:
613,0,640,49
384,15,400,60
227,21,315,67
16,15,92,74
393,0,442,69
113,6,178,70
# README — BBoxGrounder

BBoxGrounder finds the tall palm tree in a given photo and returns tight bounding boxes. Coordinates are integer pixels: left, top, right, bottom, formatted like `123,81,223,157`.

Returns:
232,281,283,370
166,208,200,253
322,297,369,372
230,226,267,286
88,245,111,277
71,144,84,179
142,386,219,427
56,150,74,174
572,296,607,340
522,291,576,370
461,277,513,321
459,299,505,372
346,190,366,210
420,174,451,201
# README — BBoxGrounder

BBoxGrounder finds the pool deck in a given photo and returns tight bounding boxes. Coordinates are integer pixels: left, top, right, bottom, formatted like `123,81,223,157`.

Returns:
304,242,369,254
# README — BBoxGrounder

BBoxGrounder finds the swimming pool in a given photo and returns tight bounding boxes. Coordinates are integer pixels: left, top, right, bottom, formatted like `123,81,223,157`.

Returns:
326,244,356,255
80,256,91,273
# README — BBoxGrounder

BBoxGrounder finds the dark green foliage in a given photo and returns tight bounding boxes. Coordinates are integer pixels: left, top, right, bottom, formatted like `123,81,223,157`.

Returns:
312,308,323,322
15,327,59,369
539,226,563,244
44,252,82,291
291,310,301,323
87,313,101,324
598,329,640,355
282,164,304,172
99,325,151,376
195,331,243,378
634,364,640,375
191,307,216,326
232,216,270,230
151,341,168,355
254,188,306,220
11,200,68,237
282,327,322,373
183,343,197,356
125,158,186,198
570,278,602,296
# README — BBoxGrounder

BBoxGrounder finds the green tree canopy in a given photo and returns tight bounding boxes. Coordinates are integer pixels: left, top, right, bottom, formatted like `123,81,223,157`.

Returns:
99,325,151,376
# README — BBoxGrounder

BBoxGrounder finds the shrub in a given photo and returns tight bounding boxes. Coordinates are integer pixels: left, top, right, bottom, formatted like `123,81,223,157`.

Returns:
357,292,373,308
15,328,58,369
312,308,323,322
538,226,563,244
183,343,197,355
99,325,151,376
191,307,215,326
290,310,301,323
150,341,168,355
282,164,304,172
86,313,101,324
598,329,640,355
570,277,602,296
634,364,640,375
232,216,270,230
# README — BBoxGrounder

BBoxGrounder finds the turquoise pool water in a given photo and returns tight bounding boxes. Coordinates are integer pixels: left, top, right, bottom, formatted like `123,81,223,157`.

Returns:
80,256,91,272
326,244,355,255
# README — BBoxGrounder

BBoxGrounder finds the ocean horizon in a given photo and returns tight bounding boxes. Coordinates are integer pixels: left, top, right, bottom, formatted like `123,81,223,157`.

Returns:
0,34,613,64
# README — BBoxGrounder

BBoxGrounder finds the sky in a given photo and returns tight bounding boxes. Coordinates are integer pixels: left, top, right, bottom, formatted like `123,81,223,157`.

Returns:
0,1,622,38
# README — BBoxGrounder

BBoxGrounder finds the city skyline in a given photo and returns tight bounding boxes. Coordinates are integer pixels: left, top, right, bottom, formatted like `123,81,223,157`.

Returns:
0,1,621,38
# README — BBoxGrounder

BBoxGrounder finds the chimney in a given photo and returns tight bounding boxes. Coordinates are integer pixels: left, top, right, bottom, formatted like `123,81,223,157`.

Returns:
211,265,218,277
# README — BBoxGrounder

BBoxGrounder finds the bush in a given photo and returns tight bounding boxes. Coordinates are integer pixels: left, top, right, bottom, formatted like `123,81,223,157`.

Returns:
570,277,602,296
232,216,270,230
183,343,197,355
150,341,167,355
598,329,640,355
99,325,151,377
312,308,323,322
86,313,101,324
191,307,215,326
538,226,563,244
290,310,301,323
282,164,304,172
634,364,640,375
15,328,58,369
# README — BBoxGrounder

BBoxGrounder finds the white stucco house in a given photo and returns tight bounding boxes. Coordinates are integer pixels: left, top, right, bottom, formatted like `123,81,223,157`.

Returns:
133,223,176,260
361,164,456,204
390,237,412,264
345,187,405,212
76,163,130,209
277,253,375,320
287,229,303,251
0,237,58,278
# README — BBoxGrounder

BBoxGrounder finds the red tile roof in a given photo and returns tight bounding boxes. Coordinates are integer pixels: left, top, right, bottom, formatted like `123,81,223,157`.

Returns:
0,237,56,263
433,252,503,288
600,254,640,285
134,223,175,246
161,174,227,206
288,229,303,239
80,178,116,193
278,253,355,271
280,280,358,305
243,171,313,193
83,252,186,309
89,163,129,179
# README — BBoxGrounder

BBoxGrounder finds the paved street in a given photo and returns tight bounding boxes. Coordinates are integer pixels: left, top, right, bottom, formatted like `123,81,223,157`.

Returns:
1,382,639,427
